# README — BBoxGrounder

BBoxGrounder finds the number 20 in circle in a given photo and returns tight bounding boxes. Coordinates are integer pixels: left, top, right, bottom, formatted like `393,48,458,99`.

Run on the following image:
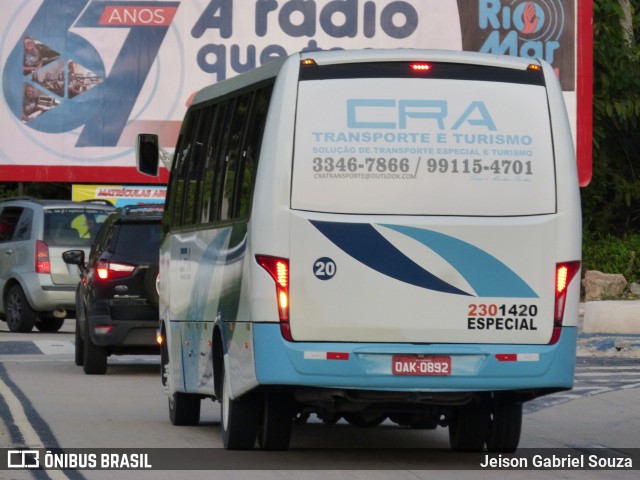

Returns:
313,257,337,280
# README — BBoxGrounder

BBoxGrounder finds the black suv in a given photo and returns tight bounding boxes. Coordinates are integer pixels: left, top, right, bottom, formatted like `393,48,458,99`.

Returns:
63,205,162,374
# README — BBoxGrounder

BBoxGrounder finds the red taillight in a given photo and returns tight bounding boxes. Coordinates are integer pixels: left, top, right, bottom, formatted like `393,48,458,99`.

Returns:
95,260,135,280
94,326,113,335
410,62,432,72
256,255,291,341
550,261,581,344
35,240,50,274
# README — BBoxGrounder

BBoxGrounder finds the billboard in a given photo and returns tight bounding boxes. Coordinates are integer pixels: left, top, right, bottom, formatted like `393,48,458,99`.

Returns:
72,184,166,207
0,0,592,185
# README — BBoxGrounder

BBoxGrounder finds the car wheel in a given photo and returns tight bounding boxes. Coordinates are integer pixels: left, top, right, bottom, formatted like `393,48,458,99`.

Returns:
168,392,201,426
486,397,522,453
343,412,387,428
448,399,491,452
35,317,65,332
83,326,107,375
257,392,294,450
5,285,36,333
74,286,85,366
74,321,84,366
220,366,261,449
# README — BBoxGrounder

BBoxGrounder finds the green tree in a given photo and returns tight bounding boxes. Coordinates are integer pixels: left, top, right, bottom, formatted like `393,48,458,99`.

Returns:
0,183,19,198
584,0,640,236
0,182,70,200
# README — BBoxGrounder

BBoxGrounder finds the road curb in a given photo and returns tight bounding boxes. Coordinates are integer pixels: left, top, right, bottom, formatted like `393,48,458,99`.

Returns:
578,302,640,358
583,300,640,334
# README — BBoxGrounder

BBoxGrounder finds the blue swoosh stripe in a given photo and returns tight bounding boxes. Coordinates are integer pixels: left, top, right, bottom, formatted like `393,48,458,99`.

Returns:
382,224,538,298
310,221,472,296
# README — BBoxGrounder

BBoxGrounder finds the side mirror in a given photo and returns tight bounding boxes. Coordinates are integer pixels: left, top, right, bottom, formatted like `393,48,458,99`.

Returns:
62,249,85,266
136,133,160,177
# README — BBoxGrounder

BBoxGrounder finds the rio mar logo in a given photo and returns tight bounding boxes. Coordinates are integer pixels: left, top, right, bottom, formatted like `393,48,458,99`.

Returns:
478,0,566,64
2,0,178,147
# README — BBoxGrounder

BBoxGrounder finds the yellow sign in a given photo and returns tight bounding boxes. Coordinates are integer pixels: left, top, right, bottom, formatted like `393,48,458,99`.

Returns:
72,184,166,208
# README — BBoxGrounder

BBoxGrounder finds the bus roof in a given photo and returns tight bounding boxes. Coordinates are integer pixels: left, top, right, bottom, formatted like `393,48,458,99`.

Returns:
190,49,542,106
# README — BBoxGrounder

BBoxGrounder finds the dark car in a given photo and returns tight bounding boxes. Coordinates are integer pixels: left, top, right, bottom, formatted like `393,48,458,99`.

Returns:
63,204,162,374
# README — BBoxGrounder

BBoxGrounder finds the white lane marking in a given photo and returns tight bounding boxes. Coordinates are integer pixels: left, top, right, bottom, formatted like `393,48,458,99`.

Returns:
33,340,75,355
575,371,640,377
0,376,71,480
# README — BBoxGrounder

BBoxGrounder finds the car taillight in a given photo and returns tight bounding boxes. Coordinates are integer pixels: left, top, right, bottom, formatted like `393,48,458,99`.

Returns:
256,255,291,341
95,260,135,280
35,240,51,274
550,261,581,344
94,326,113,335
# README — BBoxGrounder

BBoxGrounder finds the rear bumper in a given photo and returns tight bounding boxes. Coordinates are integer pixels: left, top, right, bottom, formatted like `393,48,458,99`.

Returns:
253,323,577,392
87,315,158,348
20,273,77,312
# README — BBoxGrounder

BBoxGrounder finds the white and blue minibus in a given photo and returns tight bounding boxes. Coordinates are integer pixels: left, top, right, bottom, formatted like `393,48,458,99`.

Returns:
137,49,582,451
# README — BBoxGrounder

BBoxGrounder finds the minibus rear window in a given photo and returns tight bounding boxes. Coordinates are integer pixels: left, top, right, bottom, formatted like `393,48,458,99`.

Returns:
291,63,556,216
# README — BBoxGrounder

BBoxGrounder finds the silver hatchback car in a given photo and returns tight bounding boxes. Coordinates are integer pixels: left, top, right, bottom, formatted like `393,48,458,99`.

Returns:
0,197,114,332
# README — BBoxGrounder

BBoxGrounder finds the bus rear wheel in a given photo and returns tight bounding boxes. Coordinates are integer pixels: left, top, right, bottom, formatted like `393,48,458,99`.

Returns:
220,368,261,449
258,392,294,450
486,397,522,453
448,399,491,451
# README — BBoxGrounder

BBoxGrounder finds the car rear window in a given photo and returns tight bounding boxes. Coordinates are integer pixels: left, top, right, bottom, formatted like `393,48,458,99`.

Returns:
44,208,112,246
113,222,161,262
291,61,556,216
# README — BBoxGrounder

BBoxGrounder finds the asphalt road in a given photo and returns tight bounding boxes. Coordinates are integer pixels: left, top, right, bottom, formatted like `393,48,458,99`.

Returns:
0,319,638,480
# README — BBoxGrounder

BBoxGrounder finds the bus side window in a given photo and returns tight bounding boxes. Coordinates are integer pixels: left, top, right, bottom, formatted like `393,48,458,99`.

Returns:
220,93,253,222
187,82,273,226
171,109,202,229
201,100,233,223
162,136,181,235
183,106,213,227
236,85,272,218
199,103,221,225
